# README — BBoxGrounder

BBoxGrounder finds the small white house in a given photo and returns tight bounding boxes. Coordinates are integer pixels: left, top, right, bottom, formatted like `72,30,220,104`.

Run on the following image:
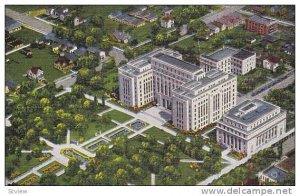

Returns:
263,56,280,72
160,16,174,28
27,67,45,82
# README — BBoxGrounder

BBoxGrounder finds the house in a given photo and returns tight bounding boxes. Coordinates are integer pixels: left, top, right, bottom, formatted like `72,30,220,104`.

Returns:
264,34,280,43
21,48,32,57
51,42,61,53
5,18,22,33
263,56,281,72
207,23,220,35
87,47,106,60
54,52,76,73
162,6,172,16
179,24,188,36
74,17,87,26
160,16,174,28
112,31,132,43
109,12,145,27
281,42,294,55
74,47,88,57
212,21,226,31
5,80,20,94
8,39,23,49
27,67,45,82
55,8,70,21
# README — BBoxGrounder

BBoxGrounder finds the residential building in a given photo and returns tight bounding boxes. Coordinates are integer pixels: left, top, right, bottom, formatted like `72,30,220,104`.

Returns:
54,52,76,73
108,12,145,27
74,17,87,26
263,56,280,72
200,47,256,75
112,31,132,43
129,8,157,22
216,99,287,155
245,15,277,35
160,16,174,28
231,49,256,75
27,67,45,82
172,69,237,131
212,21,226,31
87,47,106,60
207,23,220,35
162,6,172,16
5,18,22,33
179,24,188,36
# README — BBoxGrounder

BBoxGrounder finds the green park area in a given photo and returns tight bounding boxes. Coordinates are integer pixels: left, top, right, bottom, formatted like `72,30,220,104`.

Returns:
144,127,174,142
6,47,66,83
103,109,134,123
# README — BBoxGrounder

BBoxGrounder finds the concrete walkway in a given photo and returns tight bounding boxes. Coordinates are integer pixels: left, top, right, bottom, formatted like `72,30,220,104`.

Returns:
5,44,31,55
180,159,204,163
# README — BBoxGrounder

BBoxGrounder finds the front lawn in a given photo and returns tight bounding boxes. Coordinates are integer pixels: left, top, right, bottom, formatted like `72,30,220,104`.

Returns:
11,27,43,43
5,47,66,83
71,120,117,142
144,126,174,142
103,109,134,123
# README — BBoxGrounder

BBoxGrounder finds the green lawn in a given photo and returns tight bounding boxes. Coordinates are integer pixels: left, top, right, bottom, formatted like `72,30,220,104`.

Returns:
6,47,66,83
11,27,43,44
38,161,65,175
144,126,173,142
129,23,153,42
71,120,117,142
103,109,134,123
5,153,51,180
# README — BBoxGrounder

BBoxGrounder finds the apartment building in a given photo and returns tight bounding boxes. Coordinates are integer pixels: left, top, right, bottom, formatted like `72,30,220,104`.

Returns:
245,15,277,35
216,99,287,155
172,69,237,131
199,47,256,75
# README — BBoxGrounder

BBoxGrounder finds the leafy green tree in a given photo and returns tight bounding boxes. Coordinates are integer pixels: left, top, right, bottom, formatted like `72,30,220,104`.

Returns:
40,173,57,185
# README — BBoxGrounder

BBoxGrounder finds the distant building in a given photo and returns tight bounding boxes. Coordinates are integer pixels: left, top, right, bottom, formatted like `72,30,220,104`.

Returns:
112,31,132,43
87,47,106,60
27,67,45,82
216,99,287,155
207,23,220,35
129,8,157,22
108,12,145,27
263,56,280,72
74,17,87,26
5,18,22,33
212,21,226,31
245,15,277,35
160,16,174,28
162,6,173,16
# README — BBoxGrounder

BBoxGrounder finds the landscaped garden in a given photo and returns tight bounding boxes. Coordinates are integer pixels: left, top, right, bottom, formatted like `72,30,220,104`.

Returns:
5,153,52,180
17,174,40,186
38,161,65,175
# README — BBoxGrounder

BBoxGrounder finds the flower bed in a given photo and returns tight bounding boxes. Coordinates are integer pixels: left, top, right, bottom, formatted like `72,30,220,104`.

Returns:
18,174,40,186
39,161,64,174
39,153,52,162
228,150,246,160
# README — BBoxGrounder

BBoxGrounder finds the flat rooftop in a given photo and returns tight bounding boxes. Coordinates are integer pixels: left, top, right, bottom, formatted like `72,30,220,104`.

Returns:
226,99,279,124
233,49,255,60
204,47,238,62
152,52,200,72
248,15,276,26
263,166,288,183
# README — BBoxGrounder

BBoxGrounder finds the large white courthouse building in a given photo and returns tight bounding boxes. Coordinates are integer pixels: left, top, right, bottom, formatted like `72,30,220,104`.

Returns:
118,48,237,131
216,99,287,155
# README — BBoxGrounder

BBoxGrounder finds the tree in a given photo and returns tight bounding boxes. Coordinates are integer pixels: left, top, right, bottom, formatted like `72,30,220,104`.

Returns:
40,173,57,185
151,23,160,36
83,100,91,109
115,168,128,185
15,147,21,158
19,81,35,94
99,41,112,53
124,48,134,59
66,159,80,177
32,146,42,157
74,114,85,122
40,98,50,107
89,76,102,90
74,30,85,44
26,154,32,161
86,36,96,47
91,14,104,27
26,128,36,141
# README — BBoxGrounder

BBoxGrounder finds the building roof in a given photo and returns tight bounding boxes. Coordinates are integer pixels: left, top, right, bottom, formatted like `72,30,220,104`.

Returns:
226,99,280,125
232,49,255,60
64,52,77,62
152,52,200,72
5,80,19,89
263,166,288,183
5,18,22,32
265,55,280,64
248,15,276,26
30,67,43,75
113,31,132,41
264,34,280,42
207,23,219,31
204,47,238,62
74,47,87,56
